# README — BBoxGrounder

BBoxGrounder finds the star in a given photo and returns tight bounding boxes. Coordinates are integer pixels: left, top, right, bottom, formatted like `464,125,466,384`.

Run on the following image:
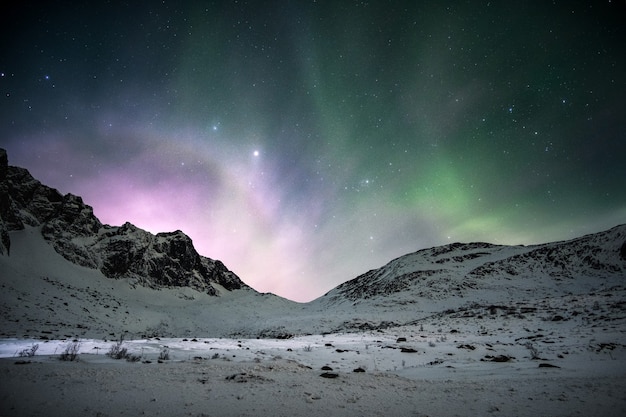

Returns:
2,0,623,302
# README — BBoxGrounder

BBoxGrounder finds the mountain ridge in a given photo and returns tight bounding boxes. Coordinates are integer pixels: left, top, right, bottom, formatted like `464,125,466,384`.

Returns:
1,147,625,339
0,148,248,295
320,224,625,305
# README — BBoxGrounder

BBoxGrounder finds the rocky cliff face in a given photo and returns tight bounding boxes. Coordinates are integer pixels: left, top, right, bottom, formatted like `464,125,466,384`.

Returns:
0,149,10,255
0,148,248,294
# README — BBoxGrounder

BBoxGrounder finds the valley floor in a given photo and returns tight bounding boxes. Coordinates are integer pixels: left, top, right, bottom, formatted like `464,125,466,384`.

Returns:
1,328,625,417
1,355,625,417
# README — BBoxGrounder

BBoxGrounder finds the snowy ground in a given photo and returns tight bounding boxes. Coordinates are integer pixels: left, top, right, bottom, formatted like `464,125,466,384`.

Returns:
2,322,625,417
2,227,625,416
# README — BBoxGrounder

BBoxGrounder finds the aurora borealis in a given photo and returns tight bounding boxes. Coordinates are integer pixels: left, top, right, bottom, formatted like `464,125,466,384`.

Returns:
2,2,625,301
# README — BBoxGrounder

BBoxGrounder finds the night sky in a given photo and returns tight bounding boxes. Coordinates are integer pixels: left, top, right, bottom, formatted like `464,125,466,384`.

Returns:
2,1,625,302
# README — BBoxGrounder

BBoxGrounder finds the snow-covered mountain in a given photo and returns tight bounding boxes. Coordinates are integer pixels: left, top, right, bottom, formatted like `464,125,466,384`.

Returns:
0,148,246,295
322,226,626,304
1,148,625,341
314,224,626,333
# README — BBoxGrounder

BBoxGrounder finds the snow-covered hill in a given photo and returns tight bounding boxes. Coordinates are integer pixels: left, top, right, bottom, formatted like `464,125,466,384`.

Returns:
1,147,625,342
321,225,625,306
312,224,625,332
0,223,303,339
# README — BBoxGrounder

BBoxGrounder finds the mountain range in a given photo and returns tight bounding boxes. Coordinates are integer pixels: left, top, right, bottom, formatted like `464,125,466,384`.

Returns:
1,148,625,339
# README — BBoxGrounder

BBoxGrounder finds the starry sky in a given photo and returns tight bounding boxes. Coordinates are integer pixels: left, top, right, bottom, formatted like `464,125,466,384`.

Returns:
2,1,625,302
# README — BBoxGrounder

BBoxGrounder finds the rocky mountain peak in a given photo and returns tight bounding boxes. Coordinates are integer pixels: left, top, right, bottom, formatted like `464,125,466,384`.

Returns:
0,148,249,295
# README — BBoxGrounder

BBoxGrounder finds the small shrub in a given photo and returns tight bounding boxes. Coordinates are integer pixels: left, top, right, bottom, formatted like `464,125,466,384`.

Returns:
59,341,81,361
18,344,39,358
126,354,142,362
158,347,170,361
107,334,130,360
108,344,128,359
303,344,312,352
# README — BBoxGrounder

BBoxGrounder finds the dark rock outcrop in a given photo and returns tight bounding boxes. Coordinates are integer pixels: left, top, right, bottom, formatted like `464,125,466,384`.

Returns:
0,148,248,294
89,224,245,293
0,149,10,255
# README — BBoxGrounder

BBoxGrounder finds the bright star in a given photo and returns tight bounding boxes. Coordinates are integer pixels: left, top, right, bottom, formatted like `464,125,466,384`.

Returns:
253,150,259,157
